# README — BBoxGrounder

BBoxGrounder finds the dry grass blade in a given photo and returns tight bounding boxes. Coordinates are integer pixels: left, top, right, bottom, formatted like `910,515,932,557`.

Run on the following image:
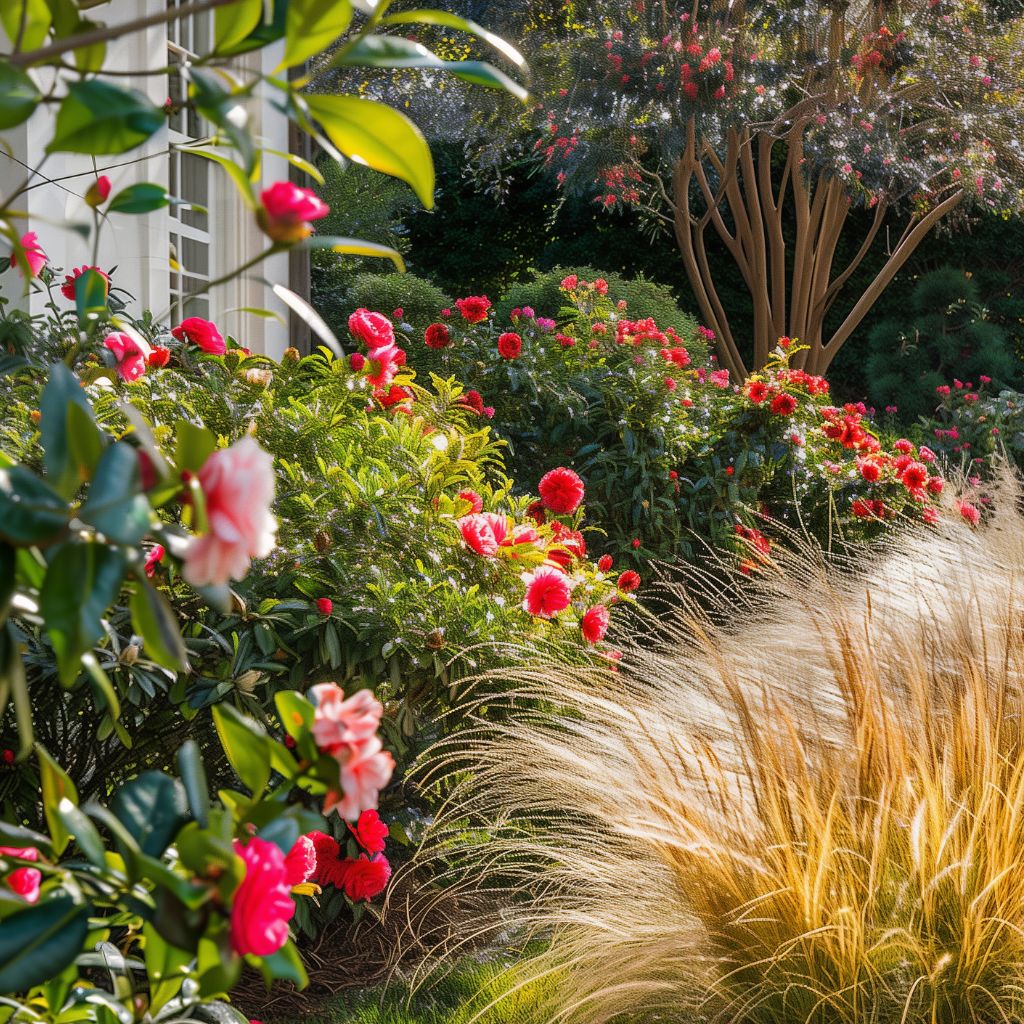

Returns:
420,475,1024,1024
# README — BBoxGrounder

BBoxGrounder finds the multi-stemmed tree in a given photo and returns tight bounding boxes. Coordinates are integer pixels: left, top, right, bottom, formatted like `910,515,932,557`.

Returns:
523,0,1024,377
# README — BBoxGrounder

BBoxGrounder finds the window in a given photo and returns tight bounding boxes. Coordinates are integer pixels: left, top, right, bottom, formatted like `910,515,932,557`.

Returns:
167,0,212,321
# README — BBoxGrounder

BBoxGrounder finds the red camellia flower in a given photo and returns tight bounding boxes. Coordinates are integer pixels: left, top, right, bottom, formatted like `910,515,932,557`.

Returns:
527,500,546,524
522,565,573,618
560,274,579,290
349,809,389,854
858,458,882,483
455,295,491,324
0,846,41,903
104,332,151,382
85,175,111,207
348,353,365,371
147,345,171,368
617,570,641,593
338,853,391,901
597,554,613,572
348,308,395,349
424,323,451,349
229,836,295,957
283,835,317,887
745,380,770,404
61,265,108,301
497,332,522,359
182,436,277,587
957,500,981,526
457,489,483,514
893,438,914,454
144,544,164,578
459,512,508,556
538,467,585,514
258,181,329,243
10,231,46,279
307,831,343,888
171,317,226,355
581,605,610,645
770,392,798,416
317,597,333,616
900,461,928,492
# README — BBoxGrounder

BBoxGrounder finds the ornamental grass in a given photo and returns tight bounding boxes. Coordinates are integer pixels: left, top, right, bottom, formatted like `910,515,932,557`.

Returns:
426,475,1024,1023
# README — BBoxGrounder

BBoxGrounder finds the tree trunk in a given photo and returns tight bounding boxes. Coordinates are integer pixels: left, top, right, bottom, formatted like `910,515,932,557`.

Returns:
670,122,965,379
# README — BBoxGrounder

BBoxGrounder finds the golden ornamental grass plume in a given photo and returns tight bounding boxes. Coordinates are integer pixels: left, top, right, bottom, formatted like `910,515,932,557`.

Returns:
421,478,1024,1024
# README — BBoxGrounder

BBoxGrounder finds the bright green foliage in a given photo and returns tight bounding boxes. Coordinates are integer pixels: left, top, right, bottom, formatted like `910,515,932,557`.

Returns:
864,268,1019,421
494,267,700,349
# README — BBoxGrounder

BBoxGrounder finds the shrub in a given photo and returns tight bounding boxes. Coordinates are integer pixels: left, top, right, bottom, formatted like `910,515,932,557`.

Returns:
494,266,700,348
435,481,1023,1024
404,277,944,566
863,267,1018,421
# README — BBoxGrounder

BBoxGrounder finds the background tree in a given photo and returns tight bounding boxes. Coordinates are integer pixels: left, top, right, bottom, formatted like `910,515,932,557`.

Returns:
510,0,1024,377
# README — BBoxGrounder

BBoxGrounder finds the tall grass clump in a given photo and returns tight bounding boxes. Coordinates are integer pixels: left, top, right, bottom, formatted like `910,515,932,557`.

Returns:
426,478,1024,1024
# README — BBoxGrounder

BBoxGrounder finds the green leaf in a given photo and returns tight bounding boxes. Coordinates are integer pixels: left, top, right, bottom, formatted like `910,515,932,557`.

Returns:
175,421,216,474
40,542,126,685
381,10,527,73
79,442,150,545
143,923,191,1015
182,147,257,209
0,0,52,52
48,80,162,155
212,704,270,795
107,183,169,214
283,0,352,67
55,799,106,867
0,61,41,130
0,543,14,618
297,235,405,270
0,623,31,757
74,267,109,327
38,746,79,855
269,282,343,355
214,0,264,53
176,741,210,828
130,579,188,673
111,771,190,858
305,94,433,208
66,401,105,481
0,896,91,994
255,939,308,988
443,60,529,100
0,465,68,545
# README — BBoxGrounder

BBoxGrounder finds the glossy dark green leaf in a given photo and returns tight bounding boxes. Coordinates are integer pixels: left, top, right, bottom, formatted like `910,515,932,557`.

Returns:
175,421,215,474
40,362,94,498
214,0,264,53
0,466,68,545
80,442,150,545
48,80,162,155
0,0,51,53
212,704,270,795
0,543,14,616
107,183,169,214
130,579,187,673
55,800,106,867
0,61,41,129
254,939,308,987
111,771,190,858
283,0,352,67
40,542,126,685
37,746,79,855
0,896,91,994
74,267,109,327
176,741,210,828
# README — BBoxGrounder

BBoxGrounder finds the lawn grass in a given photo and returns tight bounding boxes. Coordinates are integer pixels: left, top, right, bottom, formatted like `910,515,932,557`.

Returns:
273,951,556,1024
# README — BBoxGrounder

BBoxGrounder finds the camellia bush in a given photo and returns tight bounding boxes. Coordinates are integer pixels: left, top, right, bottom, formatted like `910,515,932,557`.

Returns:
0,0,533,1012
404,276,950,567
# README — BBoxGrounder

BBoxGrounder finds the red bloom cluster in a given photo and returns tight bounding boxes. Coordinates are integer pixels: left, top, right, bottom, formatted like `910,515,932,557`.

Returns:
735,523,771,575
348,309,406,397
305,811,391,902
456,295,491,324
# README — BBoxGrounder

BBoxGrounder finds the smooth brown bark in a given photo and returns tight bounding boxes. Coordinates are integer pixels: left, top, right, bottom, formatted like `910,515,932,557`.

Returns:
670,119,966,379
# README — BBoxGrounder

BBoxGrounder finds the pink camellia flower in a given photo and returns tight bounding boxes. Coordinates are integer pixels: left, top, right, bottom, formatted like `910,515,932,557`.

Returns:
325,735,395,821
258,181,329,243
521,565,573,618
61,265,108,301
229,837,295,957
457,489,483,514
348,308,395,349
337,853,391,902
171,317,226,355
144,544,165,578
459,512,509,556
104,332,151,382
560,274,579,290
311,684,382,752
581,605,610,644
182,436,277,587
0,846,41,903
283,834,317,887
85,175,111,207
538,467,585,515
349,808,389,854
956,500,981,526
9,232,46,278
